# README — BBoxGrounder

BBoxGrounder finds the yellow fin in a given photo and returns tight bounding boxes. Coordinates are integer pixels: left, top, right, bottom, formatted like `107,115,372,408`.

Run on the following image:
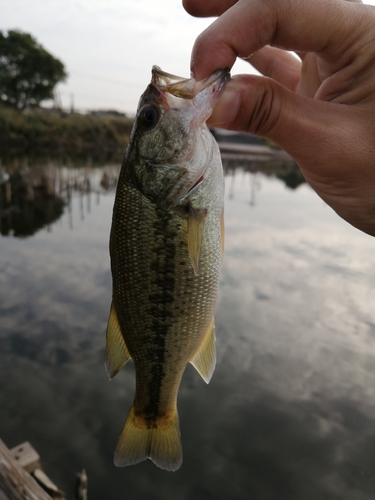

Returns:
114,406,182,471
105,301,132,379
190,317,216,384
188,207,207,275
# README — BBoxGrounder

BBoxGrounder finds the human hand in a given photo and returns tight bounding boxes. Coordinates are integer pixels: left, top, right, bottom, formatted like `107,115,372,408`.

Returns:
183,0,375,236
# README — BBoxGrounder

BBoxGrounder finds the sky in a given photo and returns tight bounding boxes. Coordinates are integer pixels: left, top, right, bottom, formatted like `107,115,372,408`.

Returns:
2,0,375,115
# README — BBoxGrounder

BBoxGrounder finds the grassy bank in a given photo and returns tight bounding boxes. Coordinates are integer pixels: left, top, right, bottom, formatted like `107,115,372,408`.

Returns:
0,107,133,164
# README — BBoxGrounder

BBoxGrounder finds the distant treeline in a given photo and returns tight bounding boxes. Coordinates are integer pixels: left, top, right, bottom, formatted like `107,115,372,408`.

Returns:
0,108,134,164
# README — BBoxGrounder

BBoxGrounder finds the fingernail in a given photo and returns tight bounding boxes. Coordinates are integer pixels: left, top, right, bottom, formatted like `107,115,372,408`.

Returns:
208,88,241,126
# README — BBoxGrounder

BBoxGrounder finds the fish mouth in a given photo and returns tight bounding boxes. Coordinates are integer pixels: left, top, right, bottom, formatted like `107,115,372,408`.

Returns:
151,67,194,98
151,66,230,101
193,68,231,99
150,66,230,126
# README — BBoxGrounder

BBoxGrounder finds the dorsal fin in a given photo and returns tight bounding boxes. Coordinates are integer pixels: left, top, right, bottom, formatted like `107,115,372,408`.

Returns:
105,301,132,379
190,317,216,383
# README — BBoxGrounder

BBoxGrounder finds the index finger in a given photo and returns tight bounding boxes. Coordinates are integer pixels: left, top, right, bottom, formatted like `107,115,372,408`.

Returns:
183,0,238,17
190,0,371,80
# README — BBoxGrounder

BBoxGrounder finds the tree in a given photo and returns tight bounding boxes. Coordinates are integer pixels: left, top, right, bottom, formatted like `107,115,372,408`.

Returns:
0,30,67,110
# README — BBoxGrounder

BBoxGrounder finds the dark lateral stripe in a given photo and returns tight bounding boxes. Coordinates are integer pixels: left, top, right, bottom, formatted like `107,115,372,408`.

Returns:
143,208,179,417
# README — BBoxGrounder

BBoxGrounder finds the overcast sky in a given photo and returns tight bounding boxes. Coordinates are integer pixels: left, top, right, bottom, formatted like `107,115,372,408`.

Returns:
2,0,375,115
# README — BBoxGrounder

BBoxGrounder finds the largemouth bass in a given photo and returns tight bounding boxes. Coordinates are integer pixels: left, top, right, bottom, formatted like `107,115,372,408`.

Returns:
106,65,229,471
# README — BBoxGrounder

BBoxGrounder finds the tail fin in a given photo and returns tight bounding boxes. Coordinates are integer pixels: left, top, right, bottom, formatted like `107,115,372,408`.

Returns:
114,406,182,471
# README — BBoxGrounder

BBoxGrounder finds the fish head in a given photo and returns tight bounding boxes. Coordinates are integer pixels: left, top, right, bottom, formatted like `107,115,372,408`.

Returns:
126,66,230,207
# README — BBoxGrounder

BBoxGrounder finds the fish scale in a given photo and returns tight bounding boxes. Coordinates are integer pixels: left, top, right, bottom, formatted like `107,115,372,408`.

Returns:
105,65,229,471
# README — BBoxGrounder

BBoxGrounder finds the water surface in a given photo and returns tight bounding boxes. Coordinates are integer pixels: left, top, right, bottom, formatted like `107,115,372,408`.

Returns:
1,161,375,499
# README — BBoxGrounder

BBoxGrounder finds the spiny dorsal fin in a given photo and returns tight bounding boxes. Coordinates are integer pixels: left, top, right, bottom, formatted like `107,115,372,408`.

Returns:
190,317,216,384
188,207,207,275
105,301,132,379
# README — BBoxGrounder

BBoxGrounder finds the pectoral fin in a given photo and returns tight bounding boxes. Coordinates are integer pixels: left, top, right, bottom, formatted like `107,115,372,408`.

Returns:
188,207,207,275
105,301,132,379
190,317,216,384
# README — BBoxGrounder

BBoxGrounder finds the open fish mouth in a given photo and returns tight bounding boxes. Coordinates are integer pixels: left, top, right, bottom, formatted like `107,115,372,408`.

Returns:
151,65,230,101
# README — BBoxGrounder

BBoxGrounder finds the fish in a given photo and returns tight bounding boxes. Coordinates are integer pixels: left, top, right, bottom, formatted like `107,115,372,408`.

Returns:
105,65,230,471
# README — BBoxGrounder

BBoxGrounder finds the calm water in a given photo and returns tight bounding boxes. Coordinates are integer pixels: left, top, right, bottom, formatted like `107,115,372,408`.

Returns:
1,160,375,500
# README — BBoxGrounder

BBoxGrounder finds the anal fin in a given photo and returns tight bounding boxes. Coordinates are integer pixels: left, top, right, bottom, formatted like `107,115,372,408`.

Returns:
190,317,216,384
105,301,132,379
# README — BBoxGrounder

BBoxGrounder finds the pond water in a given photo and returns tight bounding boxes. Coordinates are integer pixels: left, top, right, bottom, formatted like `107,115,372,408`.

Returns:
1,159,375,500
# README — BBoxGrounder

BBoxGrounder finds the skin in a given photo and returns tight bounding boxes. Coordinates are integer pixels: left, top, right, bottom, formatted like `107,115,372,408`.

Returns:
183,0,375,236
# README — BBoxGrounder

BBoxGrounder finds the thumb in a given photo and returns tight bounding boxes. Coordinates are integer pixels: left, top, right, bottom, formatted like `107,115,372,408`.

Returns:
209,74,375,236
208,74,344,168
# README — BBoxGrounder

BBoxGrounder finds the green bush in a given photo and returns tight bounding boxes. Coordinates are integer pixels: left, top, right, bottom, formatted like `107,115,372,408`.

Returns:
0,107,133,164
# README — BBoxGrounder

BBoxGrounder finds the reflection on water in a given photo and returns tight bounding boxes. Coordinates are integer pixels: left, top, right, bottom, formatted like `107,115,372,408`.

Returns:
0,155,301,239
222,155,306,192
0,168,64,237
1,160,375,499
0,160,118,237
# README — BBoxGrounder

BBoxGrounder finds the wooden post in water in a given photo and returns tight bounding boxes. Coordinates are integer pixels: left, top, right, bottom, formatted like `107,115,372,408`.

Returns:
0,439,53,499
0,439,66,500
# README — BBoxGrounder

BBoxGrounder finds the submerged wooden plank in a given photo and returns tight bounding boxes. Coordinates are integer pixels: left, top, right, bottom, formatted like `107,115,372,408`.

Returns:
33,469,65,500
0,439,52,500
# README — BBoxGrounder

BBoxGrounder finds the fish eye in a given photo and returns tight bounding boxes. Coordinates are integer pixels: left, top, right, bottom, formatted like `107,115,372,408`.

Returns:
139,104,160,128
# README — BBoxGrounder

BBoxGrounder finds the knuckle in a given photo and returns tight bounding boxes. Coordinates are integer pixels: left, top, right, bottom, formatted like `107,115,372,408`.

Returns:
243,80,280,137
